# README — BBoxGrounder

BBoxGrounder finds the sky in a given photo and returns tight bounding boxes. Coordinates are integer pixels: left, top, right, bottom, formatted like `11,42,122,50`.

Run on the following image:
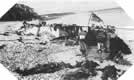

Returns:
17,0,134,27
18,0,119,14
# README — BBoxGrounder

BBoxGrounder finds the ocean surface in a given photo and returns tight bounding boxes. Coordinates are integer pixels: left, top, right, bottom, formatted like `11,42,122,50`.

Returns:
47,7,134,27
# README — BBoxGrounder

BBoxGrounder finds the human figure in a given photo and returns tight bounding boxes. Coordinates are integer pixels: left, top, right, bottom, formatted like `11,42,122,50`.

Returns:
79,30,88,57
107,29,131,61
23,21,28,31
79,27,97,58
96,27,106,53
36,22,42,37
17,21,28,36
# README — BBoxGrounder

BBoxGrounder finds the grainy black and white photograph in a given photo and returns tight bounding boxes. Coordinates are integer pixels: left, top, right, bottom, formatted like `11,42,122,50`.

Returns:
0,0,134,80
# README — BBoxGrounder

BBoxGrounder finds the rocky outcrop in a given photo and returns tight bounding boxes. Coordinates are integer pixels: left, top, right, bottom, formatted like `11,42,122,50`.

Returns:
0,4,41,21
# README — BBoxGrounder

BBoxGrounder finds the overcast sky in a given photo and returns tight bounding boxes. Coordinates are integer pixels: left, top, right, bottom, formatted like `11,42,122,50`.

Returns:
18,0,119,14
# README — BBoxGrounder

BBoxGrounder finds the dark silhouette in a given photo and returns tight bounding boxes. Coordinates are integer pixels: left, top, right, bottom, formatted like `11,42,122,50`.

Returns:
14,62,74,76
101,66,121,80
0,4,42,21
14,60,99,77
0,44,6,49
84,27,97,46
108,36,131,60
17,37,24,43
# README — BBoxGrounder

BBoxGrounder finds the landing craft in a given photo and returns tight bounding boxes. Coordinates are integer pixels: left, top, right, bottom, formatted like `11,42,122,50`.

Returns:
78,12,131,62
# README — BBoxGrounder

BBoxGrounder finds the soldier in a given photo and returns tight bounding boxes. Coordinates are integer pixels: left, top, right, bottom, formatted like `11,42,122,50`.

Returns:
96,27,106,53
79,27,97,58
79,30,88,57
36,22,42,37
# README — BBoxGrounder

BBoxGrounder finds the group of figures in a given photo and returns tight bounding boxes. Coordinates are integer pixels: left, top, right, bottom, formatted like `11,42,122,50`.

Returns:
78,24,131,62
49,23,132,62
16,21,132,62
16,21,46,36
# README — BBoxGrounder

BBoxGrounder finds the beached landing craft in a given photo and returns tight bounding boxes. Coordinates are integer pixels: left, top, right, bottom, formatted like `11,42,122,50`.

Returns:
44,12,132,63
